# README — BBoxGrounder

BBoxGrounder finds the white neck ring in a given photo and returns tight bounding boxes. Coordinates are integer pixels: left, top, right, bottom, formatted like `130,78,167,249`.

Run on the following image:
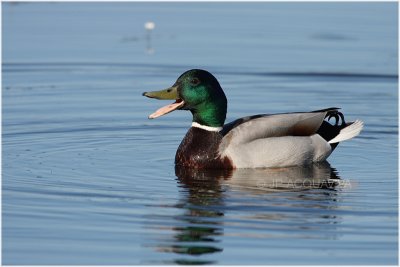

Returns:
191,122,222,132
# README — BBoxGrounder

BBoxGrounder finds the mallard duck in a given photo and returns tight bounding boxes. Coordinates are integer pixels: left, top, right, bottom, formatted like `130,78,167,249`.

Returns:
143,69,363,169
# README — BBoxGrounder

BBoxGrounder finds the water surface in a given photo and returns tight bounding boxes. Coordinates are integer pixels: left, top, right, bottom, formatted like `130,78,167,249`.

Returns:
2,2,398,265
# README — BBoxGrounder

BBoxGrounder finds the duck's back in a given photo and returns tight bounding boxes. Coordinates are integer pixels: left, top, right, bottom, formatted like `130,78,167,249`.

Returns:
218,109,362,168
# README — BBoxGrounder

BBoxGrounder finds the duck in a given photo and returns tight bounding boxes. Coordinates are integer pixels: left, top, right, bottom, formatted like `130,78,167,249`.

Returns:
143,69,363,169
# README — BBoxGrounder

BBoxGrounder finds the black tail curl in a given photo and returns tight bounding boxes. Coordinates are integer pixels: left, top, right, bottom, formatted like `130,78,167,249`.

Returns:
326,110,346,126
317,110,349,151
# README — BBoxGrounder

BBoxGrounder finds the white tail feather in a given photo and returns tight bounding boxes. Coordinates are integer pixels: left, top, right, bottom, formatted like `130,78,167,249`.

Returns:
328,120,364,144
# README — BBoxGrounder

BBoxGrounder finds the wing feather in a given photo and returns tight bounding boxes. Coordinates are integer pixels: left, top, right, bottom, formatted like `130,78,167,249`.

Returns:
220,110,333,150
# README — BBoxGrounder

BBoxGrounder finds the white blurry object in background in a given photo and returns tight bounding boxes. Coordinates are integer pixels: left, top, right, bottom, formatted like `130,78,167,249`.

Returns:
144,21,155,31
144,21,155,54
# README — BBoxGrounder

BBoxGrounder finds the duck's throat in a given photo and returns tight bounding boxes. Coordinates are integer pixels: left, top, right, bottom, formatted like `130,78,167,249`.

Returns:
191,102,226,128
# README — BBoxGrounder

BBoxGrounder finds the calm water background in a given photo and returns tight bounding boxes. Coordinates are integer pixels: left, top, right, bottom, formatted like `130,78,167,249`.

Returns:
2,2,398,265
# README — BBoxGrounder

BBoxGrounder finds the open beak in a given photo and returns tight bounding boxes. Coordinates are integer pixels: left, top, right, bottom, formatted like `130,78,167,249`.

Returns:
142,86,185,119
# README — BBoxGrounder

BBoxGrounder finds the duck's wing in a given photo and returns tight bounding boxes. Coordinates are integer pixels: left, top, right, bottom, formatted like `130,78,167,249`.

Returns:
220,108,338,148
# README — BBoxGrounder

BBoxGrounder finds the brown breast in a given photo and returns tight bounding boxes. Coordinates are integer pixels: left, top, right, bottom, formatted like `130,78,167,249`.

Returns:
175,127,234,169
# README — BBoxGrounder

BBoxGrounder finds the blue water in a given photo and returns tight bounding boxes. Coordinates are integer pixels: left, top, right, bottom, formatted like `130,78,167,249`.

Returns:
2,2,398,265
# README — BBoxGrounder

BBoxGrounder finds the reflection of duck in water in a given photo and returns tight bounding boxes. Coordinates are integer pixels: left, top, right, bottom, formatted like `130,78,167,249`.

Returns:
154,168,226,264
156,163,341,263
143,69,363,169
177,161,341,194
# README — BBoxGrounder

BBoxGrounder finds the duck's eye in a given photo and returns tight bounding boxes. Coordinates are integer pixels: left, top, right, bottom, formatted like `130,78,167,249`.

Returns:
190,78,200,86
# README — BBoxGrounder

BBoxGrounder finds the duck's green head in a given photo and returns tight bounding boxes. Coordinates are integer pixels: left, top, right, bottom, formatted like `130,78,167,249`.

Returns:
143,69,227,127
